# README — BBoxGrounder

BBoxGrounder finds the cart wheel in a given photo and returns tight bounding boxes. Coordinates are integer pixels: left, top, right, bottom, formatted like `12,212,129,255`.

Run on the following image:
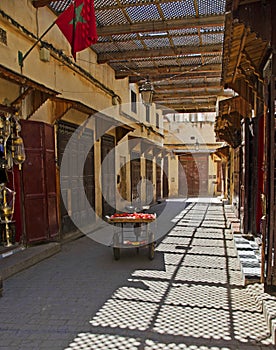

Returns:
148,232,155,260
113,247,120,260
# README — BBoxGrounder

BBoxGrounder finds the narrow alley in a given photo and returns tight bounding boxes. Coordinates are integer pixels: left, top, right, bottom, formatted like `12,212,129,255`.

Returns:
0,200,274,350
0,1,276,349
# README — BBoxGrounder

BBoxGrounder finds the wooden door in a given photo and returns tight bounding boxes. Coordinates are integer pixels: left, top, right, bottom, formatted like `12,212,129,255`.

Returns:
58,121,95,233
101,134,115,217
156,158,162,201
131,152,141,201
146,159,153,204
179,154,208,197
21,120,58,243
163,156,169,198
44,124,59,238
233,148,241,213
58,121,76,234
118,156,127,200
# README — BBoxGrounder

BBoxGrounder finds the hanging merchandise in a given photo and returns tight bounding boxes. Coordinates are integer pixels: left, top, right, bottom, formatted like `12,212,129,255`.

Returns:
0,113,25,246
10,117,26,169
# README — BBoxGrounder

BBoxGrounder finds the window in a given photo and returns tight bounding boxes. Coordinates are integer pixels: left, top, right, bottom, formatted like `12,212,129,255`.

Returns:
0,28,7,45
119,156,127,200
146,105,150,122
156,113,159,128
131,90,137,113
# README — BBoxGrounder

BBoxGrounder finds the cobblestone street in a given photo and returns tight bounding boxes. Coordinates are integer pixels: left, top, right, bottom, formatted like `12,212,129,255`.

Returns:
0,200,274,349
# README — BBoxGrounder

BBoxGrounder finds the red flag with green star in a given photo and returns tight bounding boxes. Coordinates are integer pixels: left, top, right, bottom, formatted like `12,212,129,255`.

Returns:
56,0,98,59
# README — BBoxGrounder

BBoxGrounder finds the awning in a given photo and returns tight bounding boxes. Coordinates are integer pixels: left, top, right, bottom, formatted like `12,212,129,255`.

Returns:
0,64,58,117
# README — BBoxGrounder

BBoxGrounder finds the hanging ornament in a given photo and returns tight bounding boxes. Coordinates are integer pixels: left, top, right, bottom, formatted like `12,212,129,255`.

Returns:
11,117,26,170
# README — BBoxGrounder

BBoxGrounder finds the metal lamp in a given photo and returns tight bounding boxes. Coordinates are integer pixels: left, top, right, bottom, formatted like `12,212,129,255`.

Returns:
139,78,154,106
0,113,25,246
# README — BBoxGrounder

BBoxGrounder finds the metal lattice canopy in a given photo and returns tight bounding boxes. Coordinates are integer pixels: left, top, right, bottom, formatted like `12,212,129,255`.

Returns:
35,0,231,113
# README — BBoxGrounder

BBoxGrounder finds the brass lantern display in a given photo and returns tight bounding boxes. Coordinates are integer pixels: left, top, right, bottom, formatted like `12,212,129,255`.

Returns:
0,185,15,247
0,113,25,246
10,118,26,169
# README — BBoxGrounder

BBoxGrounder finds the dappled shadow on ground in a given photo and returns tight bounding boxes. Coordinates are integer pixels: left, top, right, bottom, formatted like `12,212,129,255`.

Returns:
65,203,273,350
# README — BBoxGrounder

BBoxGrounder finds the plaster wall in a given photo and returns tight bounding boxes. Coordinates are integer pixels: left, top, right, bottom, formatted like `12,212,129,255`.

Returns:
168,156,178,197
164,121,216,145
208,156,217,195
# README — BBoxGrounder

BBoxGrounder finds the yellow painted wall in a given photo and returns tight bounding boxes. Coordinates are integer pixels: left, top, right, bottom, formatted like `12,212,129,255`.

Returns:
168,156,179,197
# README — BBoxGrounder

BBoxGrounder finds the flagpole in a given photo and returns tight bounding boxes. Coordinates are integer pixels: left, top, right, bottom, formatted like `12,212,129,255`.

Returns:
18,21,56,68
71,1,76,59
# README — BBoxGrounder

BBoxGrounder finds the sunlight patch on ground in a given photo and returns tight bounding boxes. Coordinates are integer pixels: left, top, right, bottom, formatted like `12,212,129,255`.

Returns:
65,203,273,349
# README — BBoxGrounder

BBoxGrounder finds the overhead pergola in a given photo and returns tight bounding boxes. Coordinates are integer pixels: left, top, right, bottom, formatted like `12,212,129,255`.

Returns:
31,0,260,113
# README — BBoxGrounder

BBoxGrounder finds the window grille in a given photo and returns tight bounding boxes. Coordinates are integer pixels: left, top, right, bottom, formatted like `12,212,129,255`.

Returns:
156,113,159,128
131,90,137,113
0,28,7,45
146,105,150,122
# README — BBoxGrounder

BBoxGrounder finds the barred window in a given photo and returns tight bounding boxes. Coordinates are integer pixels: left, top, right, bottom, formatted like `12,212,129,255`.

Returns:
0,28,7,45
156,113,159,128
146,105,150,122
131,90,137,113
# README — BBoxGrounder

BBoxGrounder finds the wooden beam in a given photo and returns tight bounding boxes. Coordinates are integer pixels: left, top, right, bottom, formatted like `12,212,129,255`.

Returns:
32,0,60,8
154,89,223,99
154,82,222,91
233,27,249,83
154,90,233,105
97,15,225,36
52,97,97,116
162,103,216,112
98,44,222,63
156,99,216,105
0,103,18,113
99,29,225,43
11,87,34,107
241,50,264,82
0,64,58,95
239,0,263,5
116,64,222,79
129,72,221,83
232,0,240,11
96,0,216,11
154,96,217,104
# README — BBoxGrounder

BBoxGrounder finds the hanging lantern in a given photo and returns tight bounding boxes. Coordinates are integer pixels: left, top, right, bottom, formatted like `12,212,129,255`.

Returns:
0,116,8,183
139,78,154,106
3,115,11,148
12,136,26,168
0,186,15,246
11,119,26,169
0,112,25,247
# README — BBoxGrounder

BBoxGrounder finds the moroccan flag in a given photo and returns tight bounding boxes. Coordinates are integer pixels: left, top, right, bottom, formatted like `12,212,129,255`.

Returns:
56,0,98,59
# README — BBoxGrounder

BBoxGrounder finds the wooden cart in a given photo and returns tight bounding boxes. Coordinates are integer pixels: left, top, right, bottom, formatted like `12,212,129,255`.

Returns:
108,214,156,260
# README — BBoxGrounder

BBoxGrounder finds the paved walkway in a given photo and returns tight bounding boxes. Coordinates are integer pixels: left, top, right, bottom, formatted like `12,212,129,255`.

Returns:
0,200,274,349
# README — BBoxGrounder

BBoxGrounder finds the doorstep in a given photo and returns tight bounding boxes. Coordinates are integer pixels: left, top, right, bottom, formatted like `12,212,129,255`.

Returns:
0,227,101,295
0,242,61,281
246,283,276,345
233,234,261,285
